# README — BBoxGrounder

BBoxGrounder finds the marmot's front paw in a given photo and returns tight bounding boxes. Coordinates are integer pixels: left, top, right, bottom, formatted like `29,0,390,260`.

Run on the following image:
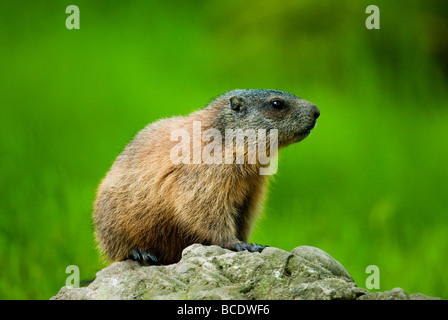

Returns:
228,242,268,253
129,249,159,266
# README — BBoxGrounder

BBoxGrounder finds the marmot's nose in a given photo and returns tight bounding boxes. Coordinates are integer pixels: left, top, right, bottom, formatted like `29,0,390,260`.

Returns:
310,104,320,120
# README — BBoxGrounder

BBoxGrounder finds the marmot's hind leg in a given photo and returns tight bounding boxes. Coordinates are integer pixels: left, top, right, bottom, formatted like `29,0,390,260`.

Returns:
129,249,159,266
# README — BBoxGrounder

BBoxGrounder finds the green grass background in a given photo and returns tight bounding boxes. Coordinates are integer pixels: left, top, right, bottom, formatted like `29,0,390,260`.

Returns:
1,0,447,299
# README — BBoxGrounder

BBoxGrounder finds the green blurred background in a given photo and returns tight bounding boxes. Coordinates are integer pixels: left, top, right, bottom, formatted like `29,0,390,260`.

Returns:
1,0,447,299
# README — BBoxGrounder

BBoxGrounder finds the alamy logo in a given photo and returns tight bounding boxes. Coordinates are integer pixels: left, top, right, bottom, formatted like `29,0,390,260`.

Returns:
66,5,80,30
365,265,380,289
65,265,80,288
365,5,380,30
170,121,278,175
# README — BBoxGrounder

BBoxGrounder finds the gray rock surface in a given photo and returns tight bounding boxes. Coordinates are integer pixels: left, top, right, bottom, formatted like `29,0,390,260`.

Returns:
51,244,441,300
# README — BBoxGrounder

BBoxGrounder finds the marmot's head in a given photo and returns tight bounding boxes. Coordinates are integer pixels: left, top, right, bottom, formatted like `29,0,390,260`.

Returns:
212,89,320,148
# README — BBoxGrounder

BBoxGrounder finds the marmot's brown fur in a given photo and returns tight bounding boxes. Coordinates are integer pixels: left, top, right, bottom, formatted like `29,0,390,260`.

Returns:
93,89,320,265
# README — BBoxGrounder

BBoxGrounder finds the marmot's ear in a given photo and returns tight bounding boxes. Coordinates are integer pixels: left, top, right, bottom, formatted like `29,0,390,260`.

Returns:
230,96,246,112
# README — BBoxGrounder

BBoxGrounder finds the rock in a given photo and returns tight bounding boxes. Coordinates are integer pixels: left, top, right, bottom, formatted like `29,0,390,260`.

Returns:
51,244,441,300
358,287,440,300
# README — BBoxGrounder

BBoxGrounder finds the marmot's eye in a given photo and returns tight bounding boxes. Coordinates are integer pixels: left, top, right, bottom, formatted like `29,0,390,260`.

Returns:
271,100,285,110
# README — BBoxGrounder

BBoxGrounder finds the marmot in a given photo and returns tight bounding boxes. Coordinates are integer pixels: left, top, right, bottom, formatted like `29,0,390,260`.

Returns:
93,89,320,265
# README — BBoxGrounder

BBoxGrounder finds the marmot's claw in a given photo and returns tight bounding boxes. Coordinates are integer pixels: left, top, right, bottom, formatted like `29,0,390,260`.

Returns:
248,243,268,253
230,242,267,253
129,249,159,266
